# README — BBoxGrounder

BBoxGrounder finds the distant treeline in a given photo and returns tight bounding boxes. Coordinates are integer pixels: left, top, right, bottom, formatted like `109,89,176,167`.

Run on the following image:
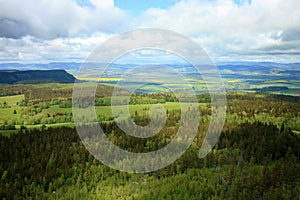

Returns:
255,86,289,92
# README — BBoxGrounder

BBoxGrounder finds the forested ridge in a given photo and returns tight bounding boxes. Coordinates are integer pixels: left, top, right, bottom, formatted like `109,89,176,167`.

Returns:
0,70,76,84
0,92,299,199
0,122,299,199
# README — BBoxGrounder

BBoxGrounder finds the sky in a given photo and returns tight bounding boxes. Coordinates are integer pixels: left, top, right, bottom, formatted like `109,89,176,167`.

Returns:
0,0,300,64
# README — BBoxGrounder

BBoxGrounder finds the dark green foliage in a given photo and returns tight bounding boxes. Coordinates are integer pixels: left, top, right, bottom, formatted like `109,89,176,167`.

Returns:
0,124,16,130
217,122,300,164
0,127,84,199
0,70,76,84
0,120,299,199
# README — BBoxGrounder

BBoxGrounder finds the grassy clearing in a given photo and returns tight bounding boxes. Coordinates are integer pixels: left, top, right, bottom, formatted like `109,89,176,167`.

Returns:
0,94,24,104
227,79,243,83
77,77,123,82
24,122,74,129
293,130,300,135
44,105,72,114
1,123,76,137
0,95,24,124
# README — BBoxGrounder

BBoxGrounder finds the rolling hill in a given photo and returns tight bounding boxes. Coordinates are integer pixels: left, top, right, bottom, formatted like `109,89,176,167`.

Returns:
0,70,76,84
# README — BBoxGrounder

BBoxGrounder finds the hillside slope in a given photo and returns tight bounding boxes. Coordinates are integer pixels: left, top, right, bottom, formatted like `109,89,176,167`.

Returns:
0,70,76,84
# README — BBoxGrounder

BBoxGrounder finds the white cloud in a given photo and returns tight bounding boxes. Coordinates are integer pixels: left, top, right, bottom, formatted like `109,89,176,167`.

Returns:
141,0,300,61
0,0,300,63
0,33,112,63
0,0,128,39
0,0,129,63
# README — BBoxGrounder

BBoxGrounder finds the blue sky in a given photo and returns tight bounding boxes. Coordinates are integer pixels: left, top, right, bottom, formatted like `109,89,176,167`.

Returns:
109,0,252,16
115,0,252,15
114,0,180,16
74,0,95,8
0,0,299,63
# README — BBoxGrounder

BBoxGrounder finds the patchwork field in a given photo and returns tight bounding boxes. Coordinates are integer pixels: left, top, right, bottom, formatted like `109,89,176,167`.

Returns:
0,83,299,136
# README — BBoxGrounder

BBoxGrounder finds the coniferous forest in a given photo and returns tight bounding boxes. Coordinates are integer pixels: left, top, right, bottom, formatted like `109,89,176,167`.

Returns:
0,86,299,199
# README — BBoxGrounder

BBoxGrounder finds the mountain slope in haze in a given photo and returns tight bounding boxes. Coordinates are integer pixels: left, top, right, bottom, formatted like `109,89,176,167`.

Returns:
0,70,77,84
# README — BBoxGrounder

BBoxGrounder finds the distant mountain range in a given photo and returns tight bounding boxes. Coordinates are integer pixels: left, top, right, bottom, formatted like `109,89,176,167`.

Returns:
0,62,81,71
0,70,76,84
0,62,299,95
0,61,299,72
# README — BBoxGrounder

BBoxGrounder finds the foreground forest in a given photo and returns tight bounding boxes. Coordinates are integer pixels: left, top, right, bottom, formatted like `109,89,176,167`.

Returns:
0,84,299,199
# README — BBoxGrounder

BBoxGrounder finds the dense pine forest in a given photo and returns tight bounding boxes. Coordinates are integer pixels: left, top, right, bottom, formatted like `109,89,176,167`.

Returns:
0,86,300,199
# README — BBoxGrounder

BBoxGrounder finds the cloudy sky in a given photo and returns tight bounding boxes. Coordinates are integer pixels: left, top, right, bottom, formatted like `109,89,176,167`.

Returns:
0,0,299,64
